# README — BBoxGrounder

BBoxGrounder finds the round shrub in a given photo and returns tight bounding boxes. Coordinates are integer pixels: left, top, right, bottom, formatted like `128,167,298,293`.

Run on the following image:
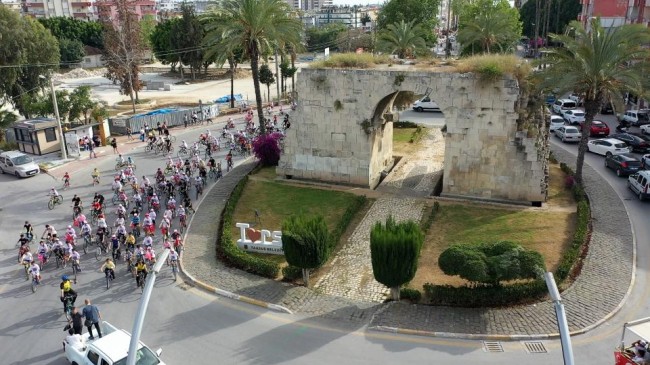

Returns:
252,133,282,166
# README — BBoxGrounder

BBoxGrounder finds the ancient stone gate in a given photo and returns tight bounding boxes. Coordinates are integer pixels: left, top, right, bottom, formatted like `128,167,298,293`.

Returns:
277,67,547,204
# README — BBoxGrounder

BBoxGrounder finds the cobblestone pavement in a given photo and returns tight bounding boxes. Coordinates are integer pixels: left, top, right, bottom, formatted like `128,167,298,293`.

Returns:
183,145,633,335
378,128,444,197
313,196,425,302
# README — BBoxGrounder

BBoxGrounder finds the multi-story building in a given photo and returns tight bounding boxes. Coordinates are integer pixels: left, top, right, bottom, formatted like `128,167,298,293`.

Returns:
0,0,24,13
286,0,332,11
314,5,363,28
95,0,156,21
579,0,650,28
24,0,96,19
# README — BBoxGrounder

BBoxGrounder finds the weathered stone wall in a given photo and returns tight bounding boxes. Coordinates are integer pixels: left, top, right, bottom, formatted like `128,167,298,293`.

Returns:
277,68,547,203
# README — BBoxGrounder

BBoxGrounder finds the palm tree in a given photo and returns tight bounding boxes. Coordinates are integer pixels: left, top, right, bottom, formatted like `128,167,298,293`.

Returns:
537,19,650,185
377,20,428,59
202,0,302,133
457,10,519,54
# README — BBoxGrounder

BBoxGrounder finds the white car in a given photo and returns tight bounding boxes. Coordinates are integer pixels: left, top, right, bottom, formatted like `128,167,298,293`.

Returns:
641,124,650,135
552,99,577,114
555,126,581,143
641,154,650,169
549,115,565,132
622,109,650,126
568,93,583,105
412,97,441,112
562,109,586,125
587,138,631,156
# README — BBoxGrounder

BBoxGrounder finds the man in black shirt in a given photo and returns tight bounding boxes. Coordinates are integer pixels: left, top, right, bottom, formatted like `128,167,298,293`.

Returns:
69,307,83,335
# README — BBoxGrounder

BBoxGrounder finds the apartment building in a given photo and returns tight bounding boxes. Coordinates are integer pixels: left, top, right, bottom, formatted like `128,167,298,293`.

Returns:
24,0,96,19
95,0,156,21
286,0,332,11
580,0,650,28
0,0,24,13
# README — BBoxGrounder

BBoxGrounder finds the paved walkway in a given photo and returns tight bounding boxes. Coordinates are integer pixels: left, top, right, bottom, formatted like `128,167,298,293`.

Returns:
182,145,634,336
313,196,425,302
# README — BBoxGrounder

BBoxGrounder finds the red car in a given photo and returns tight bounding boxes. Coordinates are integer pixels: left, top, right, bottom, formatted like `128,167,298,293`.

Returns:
580,120,610,137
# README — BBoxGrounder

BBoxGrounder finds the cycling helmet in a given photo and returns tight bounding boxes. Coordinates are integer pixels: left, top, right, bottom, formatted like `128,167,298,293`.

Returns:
134,213,139,216
145,213,149,217
112,234,116,238
67,225,72,229
174,229,178,233
62,275,69,281
20,233,24,237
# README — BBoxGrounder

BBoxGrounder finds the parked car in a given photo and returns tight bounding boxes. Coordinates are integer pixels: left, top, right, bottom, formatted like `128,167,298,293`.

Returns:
609,133,650,153
605,153,642,177
627,171,650,201
552,99,577,114
561,109,586,124
549,115,565,132
640,154,650,169
545,94,557,105
568,93,583,105
0,151,40,178
621,109,650,126
555,126,581,143
587,138,631,156
640,124,650,135
412,97,441,112
600,101,614,114
580,120,610,137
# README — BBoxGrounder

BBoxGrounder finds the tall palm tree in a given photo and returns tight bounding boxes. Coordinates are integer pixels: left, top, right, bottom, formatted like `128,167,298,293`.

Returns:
377,20,428,59
202,0,302,133
457,10,519,54
537,19,650,185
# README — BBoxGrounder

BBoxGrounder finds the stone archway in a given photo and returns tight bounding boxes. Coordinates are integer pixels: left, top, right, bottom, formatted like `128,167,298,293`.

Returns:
277,67,548,204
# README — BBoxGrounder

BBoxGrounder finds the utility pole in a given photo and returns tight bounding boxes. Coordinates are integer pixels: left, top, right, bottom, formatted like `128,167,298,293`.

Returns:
445,0,451,58
40,75,67,160
274,47,280,103
585,0,595,32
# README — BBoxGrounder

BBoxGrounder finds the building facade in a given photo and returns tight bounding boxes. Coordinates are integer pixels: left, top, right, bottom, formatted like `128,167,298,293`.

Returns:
95,0,156,21
580,0,650,28
286,0,332,11
24,0,96,19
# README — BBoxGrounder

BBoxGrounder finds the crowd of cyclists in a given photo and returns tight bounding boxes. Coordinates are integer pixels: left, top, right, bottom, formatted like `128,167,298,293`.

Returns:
16,103,291,315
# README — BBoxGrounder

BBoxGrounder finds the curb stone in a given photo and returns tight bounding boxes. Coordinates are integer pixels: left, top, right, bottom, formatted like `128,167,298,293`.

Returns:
177,158,293,314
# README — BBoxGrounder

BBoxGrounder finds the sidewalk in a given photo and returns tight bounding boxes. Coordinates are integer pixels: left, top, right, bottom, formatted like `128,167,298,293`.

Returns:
180,145,634,338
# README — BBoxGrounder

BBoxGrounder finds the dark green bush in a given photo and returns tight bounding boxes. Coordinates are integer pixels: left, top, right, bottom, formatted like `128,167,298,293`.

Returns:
394,121,419,128
217,176,281,278
282,265,303,280
399,288,422,302
438,241,545,286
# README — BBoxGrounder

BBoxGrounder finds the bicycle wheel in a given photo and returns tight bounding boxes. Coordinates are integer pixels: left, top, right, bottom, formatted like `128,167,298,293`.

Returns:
95,246,102,261
145,145,152,153
106,275,111,290
169,136,177,142
47,199,55,210
56,255,61,269
172,264,177,281
24,265,29,281
31,278,37,293
112,195,119,205
83,238,89,254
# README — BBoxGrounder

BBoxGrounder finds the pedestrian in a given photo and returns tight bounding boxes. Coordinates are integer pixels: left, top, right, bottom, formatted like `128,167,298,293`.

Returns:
163,127,169,137
126,127,133,141
82,299,102,340
157,122,162,136
184,115,188,128
84,136,90,150
79,138,86,151
69,306,83,335
144,123,149,135
139,128,145,142
110,138,118,154
88,140,97,159
92,134,100,147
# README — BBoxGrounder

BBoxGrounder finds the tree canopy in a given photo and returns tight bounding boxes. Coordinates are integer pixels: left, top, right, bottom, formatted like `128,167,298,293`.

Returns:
39,17,104,49
305,23,348,52
457,0,521,55
59,38,85,66
281,214,331,286
377,20,429,58
0,7,60,118
376,0,440,45
519,0,581,40
150,17,181,70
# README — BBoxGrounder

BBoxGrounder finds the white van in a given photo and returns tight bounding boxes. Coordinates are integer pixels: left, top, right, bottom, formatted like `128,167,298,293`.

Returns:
628,171,650,201
412,97,441,112
0,151,40,178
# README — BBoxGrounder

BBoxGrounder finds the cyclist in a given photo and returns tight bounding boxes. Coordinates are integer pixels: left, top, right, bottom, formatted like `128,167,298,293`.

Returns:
71,194,82,209
111,178,123,194
28,261,41,283
97,213,107,229
80,221,92,241
194,175,204,190
226,151,233,170
125,232,136,252
110,234,121,261
142,175,151,189
135,259,148,287
62,172,71,187
150,193,160,211
182,195,193,213
96,225,107,245
167,196,176,211
49,187,61,200
133,191,143,211
42,225,57,242
94,192,105,206
127,156,134,167
181,140,188,151
144,246,156,266
73,212,86,229
158,218,170,239
148,209,157,226
60,275,77,307
117,189,128,206
65,225,76,239
99,258,115,280
130,212,141,234
91,199,103,217
115,203,126,218
37,240,49,264
24,221,34,241
155,168,164,182
163,206,173,222
115,224,127,241
69,249,80,269
164,137,172,153
91,168,100,183
142,235,153,248
116,154,125,166
168,246,179,264
51,238,65,261
142,213,154,236
17,233,30,247
19,246,33,266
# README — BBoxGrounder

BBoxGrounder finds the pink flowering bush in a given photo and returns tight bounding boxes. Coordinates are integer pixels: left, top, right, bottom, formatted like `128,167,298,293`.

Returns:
252,133,282,166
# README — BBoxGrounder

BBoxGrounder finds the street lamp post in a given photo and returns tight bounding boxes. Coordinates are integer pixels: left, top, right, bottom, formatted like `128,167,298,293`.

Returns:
40,75,67,160
544,272,575,365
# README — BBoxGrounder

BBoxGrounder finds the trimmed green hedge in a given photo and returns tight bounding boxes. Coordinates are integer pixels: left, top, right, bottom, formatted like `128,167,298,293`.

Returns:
217,176,281,278
400,287,422,302
423,162,591,307
394,121,419,129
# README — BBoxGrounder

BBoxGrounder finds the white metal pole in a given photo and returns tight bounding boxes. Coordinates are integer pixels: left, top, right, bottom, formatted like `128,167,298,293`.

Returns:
49,78,67,160
127,249,170,365
544,272,574,365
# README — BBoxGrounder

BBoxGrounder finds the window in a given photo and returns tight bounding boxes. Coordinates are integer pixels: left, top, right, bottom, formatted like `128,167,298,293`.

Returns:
15,129,33,143
87,351,100,365
44,128,57,142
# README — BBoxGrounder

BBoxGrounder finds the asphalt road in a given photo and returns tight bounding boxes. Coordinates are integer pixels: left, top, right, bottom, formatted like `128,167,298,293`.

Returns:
1,110,649,365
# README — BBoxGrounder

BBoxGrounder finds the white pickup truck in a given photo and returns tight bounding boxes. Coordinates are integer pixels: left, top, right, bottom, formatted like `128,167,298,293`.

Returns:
64,321,165,365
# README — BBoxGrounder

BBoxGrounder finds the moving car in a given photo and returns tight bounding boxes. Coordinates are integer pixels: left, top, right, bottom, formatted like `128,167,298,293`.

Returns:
622,110,650,126
552,99,577,114
627,171,650,201
555,126,581,143
0,151,40,178
549,115,565,132
608,133,650,153
412,97,441,112
580,120,610,137
587,138,631,156
65,321,165,365
561,109,586,125
641,124,650,135
604,153,642,177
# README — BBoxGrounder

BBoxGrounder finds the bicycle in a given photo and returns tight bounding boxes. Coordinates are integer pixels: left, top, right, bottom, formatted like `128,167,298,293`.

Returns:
92,175,100,186
105,270,113,290
71,260,80,284
170,260,178,281
125,251,135,278
83,234,92,254
111,192,120,205
95,240,108,261
30,272,39,293
177,147,188,157
62,178,70,191
63,295,74,320
179,215,187,234
136,271,146,293
47,195,64,210
22,262,30,281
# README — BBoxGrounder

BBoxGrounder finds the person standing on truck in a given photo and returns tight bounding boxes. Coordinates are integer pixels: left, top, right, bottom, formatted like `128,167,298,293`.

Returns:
82,299,103,340
69,306,83,335
63,328,85,351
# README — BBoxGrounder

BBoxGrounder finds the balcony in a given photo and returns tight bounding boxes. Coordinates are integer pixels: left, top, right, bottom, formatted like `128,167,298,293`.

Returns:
71,2,91,6
73,12,89,18
27,2,45,7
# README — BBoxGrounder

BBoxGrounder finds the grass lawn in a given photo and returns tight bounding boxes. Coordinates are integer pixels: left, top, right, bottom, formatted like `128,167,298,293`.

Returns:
230,173,362,265
393,127,424,156
409,162,576,290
